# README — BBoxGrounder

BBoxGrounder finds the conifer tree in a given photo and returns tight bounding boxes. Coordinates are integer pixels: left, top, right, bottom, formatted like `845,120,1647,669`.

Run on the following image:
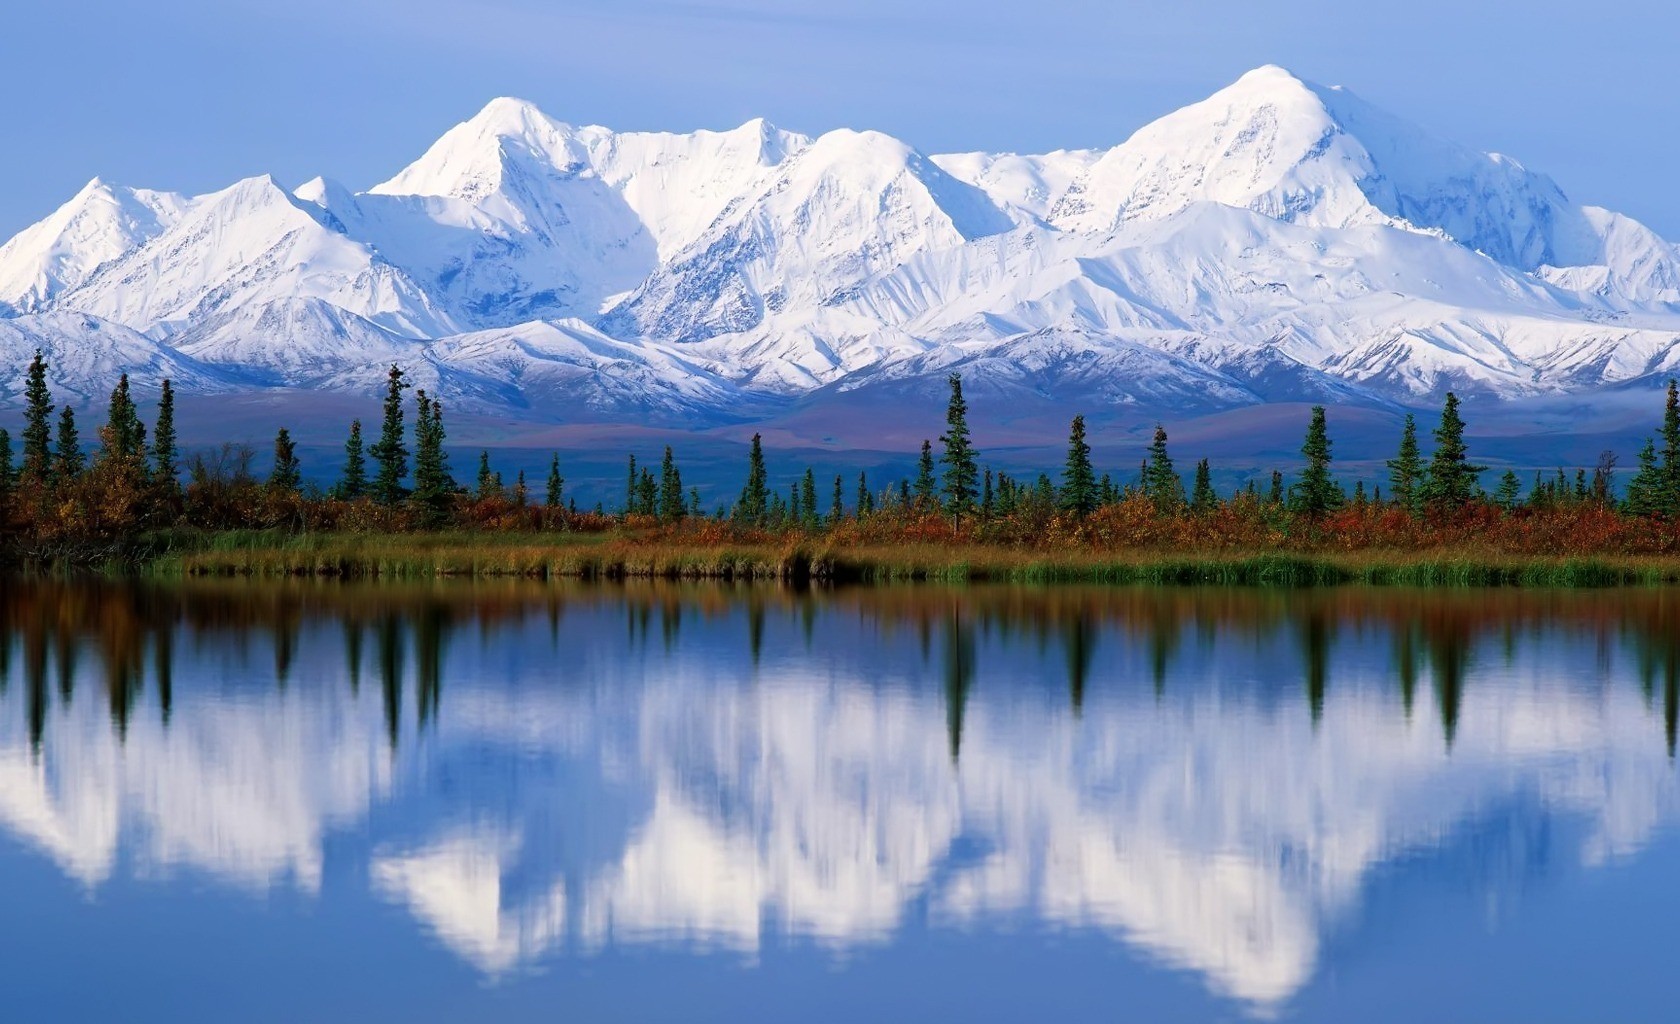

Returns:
981,468,995,518
0,428,13,511
340,420,367,499
369,365,409,505
1627,438,1663,515
624,454,638,516
1661,380,1680,510
410,392,453,524
638,469,657,515
1142,425,1184,512
1191,458,1217,513
1269,470,1284,505
514,471,527,508
1352,480,1367,507
1099,473,1117,505
152,379,178,492
1387,414,1424,515
546,454,563,509
54,407,83,481
269,428,301,494
856,471,873,518
938,374,979,517
788,480,802,524
914,440,936,510
831,475,844,523
1060,414,1098,516
20,350,53,483
1494,469,1523,510
102,373,146,463
737,434,768,525
801,468,819,528
1419,392,1485,513
476,451,499,501
1290,406,1342,518
659,447,685,522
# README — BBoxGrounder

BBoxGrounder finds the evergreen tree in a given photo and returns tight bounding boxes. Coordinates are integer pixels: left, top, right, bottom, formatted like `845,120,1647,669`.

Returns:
1352,480,1367,507
659,447,685,522
1060,414,1098,516
1142,425,1184,512
1628,438,1663,515
788,480,802,524
54,407,84,481
1662,379,1680,510
102,373,146,463
981,468,995,518
625,454,638,516
369,365,410,505
831,475,844,523
1494,469,1523,510
1269,470,1284,506
938,374,979,516
1419,392,1486,513
856,471,873,518
340,420,367,499
410,392,453,524
738,434,768,525
20,350,53,483
1290,406,1342,518
269,428,301,494
514,470,528,508
546,454,563,509
152,379,178,490
476,451,499,500
1387,414,1424,515
0,428,13,511
1191,458,1217,513
1099,473,1117,505
914,440,936,510
800,468,819,528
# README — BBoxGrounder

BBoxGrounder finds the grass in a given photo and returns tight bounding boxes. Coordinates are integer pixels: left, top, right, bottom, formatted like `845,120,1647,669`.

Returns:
133,529,1680,588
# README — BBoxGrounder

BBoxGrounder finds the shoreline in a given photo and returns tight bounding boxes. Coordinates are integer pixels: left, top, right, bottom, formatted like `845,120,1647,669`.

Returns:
84,530,1680,587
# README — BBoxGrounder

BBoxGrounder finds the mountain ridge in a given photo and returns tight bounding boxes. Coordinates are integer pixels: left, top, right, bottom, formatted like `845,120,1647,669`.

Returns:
3,65,1678,427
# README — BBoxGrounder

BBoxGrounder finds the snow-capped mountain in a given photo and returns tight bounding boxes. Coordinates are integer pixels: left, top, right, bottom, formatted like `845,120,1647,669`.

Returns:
3,66,1678,425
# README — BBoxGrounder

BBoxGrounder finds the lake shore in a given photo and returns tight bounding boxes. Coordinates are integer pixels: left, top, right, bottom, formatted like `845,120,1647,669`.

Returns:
114,529,1680,587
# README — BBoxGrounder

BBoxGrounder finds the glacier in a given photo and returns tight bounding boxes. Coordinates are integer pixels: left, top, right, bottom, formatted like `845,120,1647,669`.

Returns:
2,65,1679,430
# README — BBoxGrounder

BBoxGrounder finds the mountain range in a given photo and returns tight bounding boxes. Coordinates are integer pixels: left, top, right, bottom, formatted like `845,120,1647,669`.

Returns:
3,65,1679,432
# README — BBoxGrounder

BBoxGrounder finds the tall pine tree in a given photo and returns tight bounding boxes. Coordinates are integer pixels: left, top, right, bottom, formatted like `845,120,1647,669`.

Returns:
1386,414,1424,515
369,365,409,505
1142,425,1184,512
914,440,936,510
546,454,564,509
20,350,53,483
1191,458,1218,513
269,428,301,494
152,379,179,492
1661,380,1680,512
1419,392,1486,513
340,420,367,499
1060,414,1097,516
1290,406,1342,518
938,374,979,517
1627,438,1663,515
54,407,84,481
737,434,768,525
411,391,453,524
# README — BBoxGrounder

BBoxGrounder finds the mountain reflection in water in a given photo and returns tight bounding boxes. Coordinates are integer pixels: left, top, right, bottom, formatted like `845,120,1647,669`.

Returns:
1,580,1678,1016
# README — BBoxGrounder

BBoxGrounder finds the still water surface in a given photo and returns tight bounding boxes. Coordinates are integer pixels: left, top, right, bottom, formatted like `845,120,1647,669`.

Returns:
2,580,1678,1022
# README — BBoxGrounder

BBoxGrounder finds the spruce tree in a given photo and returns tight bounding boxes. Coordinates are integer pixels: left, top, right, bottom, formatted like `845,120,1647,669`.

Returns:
20,350,53,483
831,475,844,523
546,454,563,509
914,440,936,510
269,428,301,494
659,447,685,522
938,374,979,517
1627,438,1663,515
625,454,637,516
340,420,367,499
1494,469,1523,510
801,467,819,528
1269,470,1284,506
152,379,178,492
1419,392,1486,513
369,365,409,505
1661,379,1680,511
1191,458,1217,513
514,471,528,508
738,434,768,525
1387,414,1424,515
476,451,499,501
54,407,83,481
1060,414,1098,516
0,428,13,510
1290,406,1342,518
102,373,146,463
411,392,453,524
856,471,873,518
1142,425,1184,512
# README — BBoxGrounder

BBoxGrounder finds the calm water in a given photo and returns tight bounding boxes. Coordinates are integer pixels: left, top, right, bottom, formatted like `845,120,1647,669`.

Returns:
2,580,1679,1022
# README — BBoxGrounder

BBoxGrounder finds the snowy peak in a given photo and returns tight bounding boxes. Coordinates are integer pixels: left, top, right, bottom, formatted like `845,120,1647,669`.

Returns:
0,177,190,313
370,97,594,204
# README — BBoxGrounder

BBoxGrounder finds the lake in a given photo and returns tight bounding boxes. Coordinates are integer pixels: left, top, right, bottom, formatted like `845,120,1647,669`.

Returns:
1,579,1677,1022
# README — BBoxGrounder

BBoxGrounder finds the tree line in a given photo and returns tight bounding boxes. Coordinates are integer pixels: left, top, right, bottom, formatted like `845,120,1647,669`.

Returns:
8,353,1680,559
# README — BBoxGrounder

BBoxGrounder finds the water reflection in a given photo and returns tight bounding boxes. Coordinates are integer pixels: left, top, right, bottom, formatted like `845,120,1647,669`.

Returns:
1,580,1679,1012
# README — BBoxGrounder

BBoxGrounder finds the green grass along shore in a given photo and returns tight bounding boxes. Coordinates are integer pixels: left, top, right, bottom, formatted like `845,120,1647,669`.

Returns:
107,530,1680,588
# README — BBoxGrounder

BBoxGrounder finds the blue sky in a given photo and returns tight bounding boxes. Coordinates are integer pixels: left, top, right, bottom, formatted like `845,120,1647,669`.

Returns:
4,0,1675,237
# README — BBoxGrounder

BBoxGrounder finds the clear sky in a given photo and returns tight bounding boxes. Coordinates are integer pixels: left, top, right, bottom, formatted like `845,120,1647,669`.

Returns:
4,0,1675,238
